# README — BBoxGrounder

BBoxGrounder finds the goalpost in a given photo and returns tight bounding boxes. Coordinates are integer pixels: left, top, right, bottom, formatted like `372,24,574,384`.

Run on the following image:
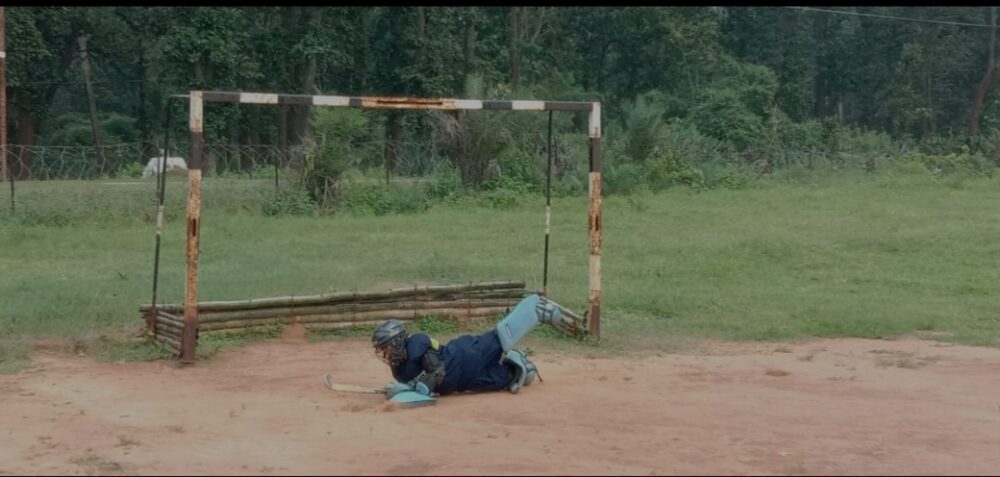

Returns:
168,91,602,363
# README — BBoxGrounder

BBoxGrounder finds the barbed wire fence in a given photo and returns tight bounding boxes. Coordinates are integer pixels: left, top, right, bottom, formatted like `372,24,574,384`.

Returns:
1,141,449,180
1,140,452,211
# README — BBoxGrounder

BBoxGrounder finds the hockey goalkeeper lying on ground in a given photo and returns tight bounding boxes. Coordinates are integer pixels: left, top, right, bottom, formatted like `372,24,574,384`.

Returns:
371,294,567,398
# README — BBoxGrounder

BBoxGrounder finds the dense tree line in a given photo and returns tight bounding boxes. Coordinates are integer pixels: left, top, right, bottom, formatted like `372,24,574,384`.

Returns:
7,7,1000,187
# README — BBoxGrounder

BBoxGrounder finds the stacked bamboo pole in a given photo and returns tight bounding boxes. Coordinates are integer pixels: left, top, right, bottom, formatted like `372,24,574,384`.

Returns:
139,281,591,353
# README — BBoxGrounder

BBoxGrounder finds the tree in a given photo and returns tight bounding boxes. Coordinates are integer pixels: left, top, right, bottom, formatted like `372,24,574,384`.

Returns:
969,6,997,136
435,74,506,187
6,7,78,177
508,7,520,91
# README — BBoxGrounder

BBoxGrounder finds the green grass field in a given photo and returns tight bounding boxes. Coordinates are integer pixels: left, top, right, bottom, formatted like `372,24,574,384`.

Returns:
3,166,1000,371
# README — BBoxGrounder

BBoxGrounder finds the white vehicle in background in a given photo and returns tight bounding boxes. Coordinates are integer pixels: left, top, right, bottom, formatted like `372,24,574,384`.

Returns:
143,150,188,177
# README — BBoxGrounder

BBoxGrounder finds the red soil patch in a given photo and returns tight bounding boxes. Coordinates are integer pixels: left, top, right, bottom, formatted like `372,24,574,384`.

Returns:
1,337,999,475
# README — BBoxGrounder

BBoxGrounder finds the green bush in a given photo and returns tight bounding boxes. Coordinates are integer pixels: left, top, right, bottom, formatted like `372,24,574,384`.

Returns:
890,159,933,177
263,188,317,216
487,148,543,194
551,170,586,198
966,128,1000,165
520,69,593,103
625,185,652,212
702,161,754,190
602,158,646,196
646,150,704,191
304,108,372,206
338,182,428,216
426,162,464,201
476,188,520,209
918,151,994,177
685,59,778,151
780,118,824,153
115,161,146,179
717,61,781,118
917,133,966,156
619,91,669,163
338,182,388,215
656,120,735,166
687,87,767,151
839,125,897,157
434,74,514,188
101,113,140,144
40,113,139,146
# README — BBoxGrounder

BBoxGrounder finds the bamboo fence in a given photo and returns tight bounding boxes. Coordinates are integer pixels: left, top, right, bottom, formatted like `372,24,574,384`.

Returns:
139,281,585,354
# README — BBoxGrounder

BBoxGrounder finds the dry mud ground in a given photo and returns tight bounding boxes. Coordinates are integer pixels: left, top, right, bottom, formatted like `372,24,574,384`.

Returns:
2,335,1000,476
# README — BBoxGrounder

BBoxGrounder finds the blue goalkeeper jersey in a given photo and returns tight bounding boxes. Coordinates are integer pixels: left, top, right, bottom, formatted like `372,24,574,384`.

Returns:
391,330,512,395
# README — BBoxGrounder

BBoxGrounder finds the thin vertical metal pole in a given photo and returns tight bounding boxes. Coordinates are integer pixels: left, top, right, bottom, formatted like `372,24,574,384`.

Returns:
181,91,204,364
149,98,173,335
542,111,553,296
0,6,6,185
1,6,10,214
587,102,602,338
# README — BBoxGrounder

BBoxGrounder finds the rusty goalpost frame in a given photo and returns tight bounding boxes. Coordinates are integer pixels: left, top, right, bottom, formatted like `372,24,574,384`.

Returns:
172,91,602,363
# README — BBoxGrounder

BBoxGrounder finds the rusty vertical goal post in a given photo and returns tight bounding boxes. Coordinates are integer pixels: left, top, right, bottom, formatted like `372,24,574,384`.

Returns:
175,91,602,363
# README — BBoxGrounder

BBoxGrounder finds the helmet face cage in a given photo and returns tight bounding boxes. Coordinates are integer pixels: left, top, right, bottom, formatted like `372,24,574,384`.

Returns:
372,320,407,367
374,334,406,367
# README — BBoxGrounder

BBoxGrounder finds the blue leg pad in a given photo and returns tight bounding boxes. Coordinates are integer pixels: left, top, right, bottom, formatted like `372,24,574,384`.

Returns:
502,349,538,394
389,391,437,407
496,294,562,352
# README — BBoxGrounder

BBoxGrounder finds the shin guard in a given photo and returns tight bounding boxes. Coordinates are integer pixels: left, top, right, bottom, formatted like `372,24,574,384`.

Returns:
496,294,561,353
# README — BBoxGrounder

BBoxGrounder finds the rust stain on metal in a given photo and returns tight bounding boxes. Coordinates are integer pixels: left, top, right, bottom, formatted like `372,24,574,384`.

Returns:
587,295,601,337
588,173,602,253
360,96,457,110
170,89,604,344
182,168,202,363
181,91,205,363
587,167,602,338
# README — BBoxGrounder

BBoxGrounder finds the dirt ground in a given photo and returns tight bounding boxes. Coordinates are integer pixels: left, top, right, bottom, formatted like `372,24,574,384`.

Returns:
2,334,1000,476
